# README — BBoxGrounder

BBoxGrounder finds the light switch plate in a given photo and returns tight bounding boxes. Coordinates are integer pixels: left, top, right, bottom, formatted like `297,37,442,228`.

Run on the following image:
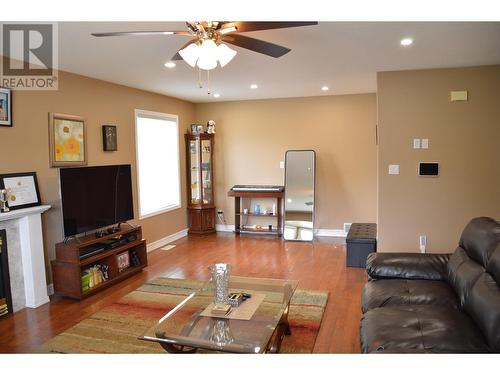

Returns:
279,161,285,169
450,90,468,101
421,138,429,149
413,138,421,149
388,164,400,175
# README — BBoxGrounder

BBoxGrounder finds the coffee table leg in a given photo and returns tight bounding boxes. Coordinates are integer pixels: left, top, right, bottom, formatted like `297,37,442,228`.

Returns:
266,305,291,353
159,342,198,354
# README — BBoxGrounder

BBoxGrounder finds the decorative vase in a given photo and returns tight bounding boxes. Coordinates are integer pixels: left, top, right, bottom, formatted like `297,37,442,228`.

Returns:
208,263,231,304
209,318,234,346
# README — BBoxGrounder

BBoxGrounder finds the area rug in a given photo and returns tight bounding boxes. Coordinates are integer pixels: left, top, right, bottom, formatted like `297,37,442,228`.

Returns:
37,277,328,354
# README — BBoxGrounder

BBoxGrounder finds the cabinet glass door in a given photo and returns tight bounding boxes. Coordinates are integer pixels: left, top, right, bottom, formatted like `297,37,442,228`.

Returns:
189,139,200,205
201,138,213,205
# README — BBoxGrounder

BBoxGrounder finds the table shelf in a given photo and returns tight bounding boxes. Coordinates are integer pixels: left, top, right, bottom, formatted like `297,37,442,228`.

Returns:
228,187,284,237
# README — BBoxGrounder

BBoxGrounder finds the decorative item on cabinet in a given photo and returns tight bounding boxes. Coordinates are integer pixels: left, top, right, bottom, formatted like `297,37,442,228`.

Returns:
185,132,215,234
207,120,216,134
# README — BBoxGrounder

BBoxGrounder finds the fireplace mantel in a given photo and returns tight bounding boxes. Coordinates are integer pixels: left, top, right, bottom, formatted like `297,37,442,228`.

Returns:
0,205,51,222
0,205,51,311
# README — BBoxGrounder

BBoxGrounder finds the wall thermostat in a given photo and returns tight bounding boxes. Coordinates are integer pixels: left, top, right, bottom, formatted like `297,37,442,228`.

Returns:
418,162,439,177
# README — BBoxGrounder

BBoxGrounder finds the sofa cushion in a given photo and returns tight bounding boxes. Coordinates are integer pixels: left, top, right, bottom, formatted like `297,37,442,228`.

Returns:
360,305,489,353
459,217,500,267
361,279,459,313
447,247,485,307
366,253,450,281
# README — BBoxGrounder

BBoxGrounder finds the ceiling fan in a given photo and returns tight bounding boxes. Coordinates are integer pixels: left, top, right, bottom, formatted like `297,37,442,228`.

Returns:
91,21,318,70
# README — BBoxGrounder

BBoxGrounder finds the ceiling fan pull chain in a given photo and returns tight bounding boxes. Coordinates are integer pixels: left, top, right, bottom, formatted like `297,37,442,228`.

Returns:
198,67,203,89
207,70,211,95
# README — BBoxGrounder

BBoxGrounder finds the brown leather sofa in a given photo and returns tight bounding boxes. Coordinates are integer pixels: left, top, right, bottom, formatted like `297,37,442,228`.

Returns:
360,217,500,353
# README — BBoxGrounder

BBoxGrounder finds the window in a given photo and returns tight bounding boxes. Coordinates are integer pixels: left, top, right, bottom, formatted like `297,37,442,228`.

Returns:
135,110,180,218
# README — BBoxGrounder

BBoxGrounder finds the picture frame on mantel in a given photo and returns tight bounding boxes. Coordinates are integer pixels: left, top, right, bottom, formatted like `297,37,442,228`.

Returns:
0,172,41,211
102,125,117,151
0,87,12,127
48,113,87,168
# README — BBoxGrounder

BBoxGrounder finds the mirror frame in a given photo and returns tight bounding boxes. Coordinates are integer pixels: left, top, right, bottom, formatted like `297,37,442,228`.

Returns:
283,150,316,241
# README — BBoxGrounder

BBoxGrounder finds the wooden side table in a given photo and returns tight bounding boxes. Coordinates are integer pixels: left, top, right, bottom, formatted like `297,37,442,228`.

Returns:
228,189,284,236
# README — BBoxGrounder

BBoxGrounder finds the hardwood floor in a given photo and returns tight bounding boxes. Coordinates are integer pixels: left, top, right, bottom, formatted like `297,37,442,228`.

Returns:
0,233,367,353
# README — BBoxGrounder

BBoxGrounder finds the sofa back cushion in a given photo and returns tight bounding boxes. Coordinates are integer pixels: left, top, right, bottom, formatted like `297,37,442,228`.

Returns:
447,247,485,307
459,217,500,267
464,246,500,352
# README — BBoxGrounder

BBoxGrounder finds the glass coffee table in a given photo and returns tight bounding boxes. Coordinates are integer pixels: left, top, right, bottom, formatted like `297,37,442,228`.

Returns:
140,276,298,354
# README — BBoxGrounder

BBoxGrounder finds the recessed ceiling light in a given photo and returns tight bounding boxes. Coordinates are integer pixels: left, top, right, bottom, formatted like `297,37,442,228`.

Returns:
400,38,413,46
164,61,176,68
321,86,329,91
213,93,220,98
250,84,258,89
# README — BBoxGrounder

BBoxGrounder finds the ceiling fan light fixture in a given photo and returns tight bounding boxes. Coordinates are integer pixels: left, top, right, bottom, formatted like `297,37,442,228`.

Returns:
196,39,219,70
197,55,218,70
179,43,200,67
217,43,237,67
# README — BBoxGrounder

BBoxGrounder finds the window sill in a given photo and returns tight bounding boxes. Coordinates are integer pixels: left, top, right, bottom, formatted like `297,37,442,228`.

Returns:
139,204,181,220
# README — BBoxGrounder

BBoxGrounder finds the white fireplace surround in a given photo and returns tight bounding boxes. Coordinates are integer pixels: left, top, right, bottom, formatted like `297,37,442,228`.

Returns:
0,205,51,312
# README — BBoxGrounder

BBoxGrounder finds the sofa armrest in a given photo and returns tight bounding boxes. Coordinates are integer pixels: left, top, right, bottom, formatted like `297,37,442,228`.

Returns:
366,252,451,281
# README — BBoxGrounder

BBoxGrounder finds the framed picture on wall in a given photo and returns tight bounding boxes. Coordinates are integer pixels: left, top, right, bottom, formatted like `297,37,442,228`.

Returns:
48,113,87,168
102,125,117,151
0,172,41,210
0,87,12,127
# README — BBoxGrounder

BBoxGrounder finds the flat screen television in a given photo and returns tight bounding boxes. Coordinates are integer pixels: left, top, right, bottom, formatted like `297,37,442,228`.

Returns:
60,164,134,237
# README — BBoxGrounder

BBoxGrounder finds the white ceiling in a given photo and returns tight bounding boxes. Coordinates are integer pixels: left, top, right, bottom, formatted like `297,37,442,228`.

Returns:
55,22,500,103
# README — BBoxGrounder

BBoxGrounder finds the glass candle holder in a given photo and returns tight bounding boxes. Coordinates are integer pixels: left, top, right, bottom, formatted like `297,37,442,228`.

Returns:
208,263,231,304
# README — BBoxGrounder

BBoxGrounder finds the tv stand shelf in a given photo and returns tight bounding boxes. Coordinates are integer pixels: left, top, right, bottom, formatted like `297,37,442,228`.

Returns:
51,225,147,300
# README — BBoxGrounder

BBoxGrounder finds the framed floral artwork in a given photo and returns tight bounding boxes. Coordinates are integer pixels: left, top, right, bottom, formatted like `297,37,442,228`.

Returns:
49,113,87,167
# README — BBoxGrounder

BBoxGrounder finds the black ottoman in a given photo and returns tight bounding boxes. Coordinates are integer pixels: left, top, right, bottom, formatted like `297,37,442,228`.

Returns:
346,223,377,268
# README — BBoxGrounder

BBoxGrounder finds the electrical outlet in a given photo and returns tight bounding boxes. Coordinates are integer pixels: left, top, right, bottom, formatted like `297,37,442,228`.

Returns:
279,161,285,169
419,235,427,253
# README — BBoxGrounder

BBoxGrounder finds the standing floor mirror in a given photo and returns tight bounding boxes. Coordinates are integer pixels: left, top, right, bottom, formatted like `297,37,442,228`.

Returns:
283,150,316,241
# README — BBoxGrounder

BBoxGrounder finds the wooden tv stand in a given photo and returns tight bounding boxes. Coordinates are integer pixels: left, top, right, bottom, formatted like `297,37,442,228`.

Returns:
51,225,147,300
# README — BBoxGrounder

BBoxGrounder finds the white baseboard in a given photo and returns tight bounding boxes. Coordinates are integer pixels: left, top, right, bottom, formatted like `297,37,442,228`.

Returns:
47,283,54,296
215,225,346,238
147,228,188,252
216,224,235,232
315,229,347,237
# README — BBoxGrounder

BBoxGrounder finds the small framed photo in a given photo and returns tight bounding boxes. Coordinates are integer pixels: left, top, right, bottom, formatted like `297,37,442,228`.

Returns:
197,124,204,134
102,125,117,151
190,124,198,134
0,172,41,210
49,113,87,167
0,87,12,127
117,251,130,272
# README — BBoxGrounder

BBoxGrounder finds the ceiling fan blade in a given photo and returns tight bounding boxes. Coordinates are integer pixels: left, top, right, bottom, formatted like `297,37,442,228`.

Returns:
223,34,291,58
219,21,317,33
171,39,197,60
91,31,192,37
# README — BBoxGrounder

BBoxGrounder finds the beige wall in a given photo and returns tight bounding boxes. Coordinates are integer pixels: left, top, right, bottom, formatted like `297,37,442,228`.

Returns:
0,70,195,282
195,94,378,230
377,65,500,253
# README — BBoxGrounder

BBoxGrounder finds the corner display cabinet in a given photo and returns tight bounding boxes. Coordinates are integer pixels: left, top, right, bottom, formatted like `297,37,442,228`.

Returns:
185,133,216,234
